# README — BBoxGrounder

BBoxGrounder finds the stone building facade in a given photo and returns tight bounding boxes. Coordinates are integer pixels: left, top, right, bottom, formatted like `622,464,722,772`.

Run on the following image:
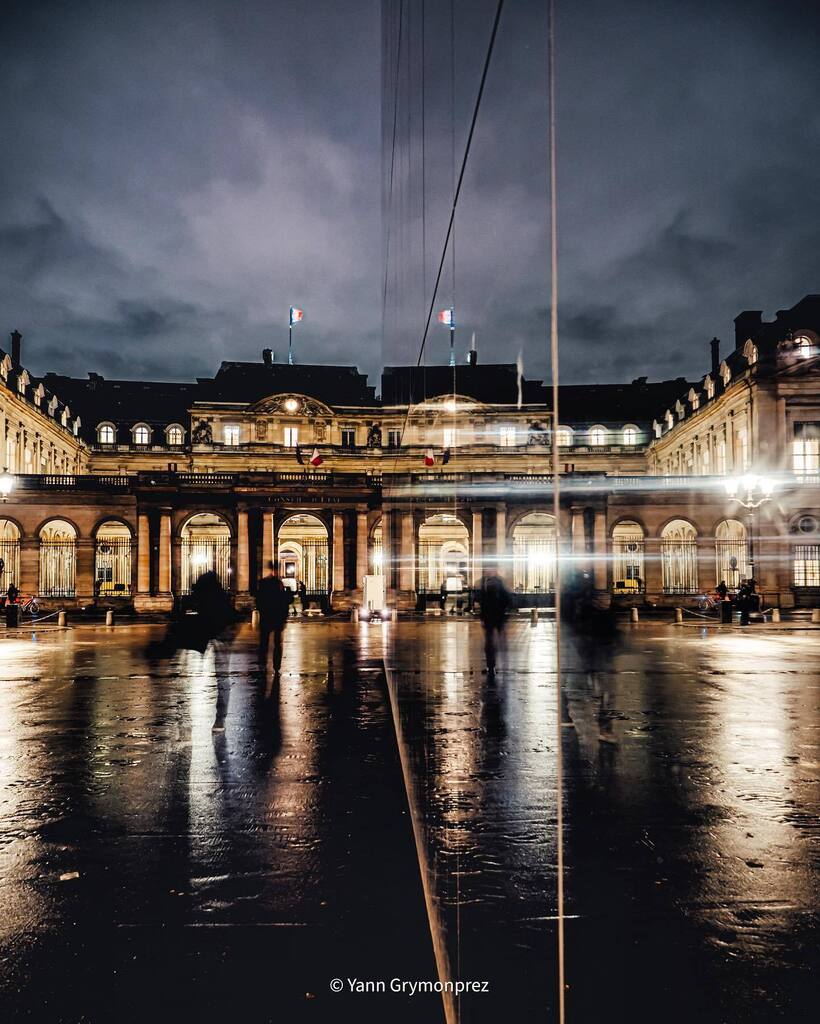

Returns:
1,296,818,613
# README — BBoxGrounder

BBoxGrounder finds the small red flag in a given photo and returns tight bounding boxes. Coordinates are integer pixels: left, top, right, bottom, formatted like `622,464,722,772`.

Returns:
424,448,435,467
310,447,324,467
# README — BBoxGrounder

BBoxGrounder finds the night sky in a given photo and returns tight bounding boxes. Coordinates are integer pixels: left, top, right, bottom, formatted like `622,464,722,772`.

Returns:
2,0,818,388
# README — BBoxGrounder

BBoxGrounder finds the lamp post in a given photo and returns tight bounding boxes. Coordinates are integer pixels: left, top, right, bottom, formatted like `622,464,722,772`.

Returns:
0,468,14,502
724,473,774,600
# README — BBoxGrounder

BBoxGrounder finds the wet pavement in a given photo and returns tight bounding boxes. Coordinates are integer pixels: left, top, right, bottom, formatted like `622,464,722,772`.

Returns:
0,620,818,1022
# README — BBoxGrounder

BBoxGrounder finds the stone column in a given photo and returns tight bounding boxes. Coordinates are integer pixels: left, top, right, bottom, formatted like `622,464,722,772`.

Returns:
158,514,172,594
399,511,415,593
262,511,273,570
332,512,345,595
137,514,151,594
471,509,483,584
356,511,368,591
381,509,392,591
20,538,39,597
593,510,608,592
75,539,95,601
495,503,507,568
236,510,249,593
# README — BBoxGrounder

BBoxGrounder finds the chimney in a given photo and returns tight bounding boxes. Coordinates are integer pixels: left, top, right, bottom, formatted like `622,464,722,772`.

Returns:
262,348,272,366
10,330,21,366
710,337,720,378
468,350,477,367
733,310,762,350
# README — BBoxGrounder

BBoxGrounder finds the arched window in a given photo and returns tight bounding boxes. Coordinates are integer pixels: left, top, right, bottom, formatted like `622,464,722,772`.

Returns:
132,424,151,446
612,521,644,593
665,410,674,431
660,519,698,594
795,334,814,360
720,361,732,386
97,423,115,445
39,519,77,597
0,519,21,596
512,512,556,594
622,425,638,445
589,425,608,446
166,424,184,446
180,513,232,594
705,376,715,399
554,426,573,447
95,521,132,596
743,339,758,365
417,514,470,594
714,520,750,591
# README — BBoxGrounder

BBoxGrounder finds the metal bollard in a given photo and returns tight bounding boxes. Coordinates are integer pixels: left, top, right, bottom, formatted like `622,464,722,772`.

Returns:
251,609,260,627
351,606,359,623
675,608,683,623
530,606,539,625
812,609,820,624
105,610,114,626
57,611,66,627
771,608,781,623
630,607,639,623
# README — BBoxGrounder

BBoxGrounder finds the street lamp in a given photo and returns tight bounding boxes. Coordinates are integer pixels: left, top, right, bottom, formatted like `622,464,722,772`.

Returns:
724,473,775,591
0,468,14,502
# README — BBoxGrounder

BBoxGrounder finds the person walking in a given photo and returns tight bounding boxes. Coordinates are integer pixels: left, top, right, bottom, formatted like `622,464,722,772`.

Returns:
478,570,511,675
188,571,237,732
256,561,293,676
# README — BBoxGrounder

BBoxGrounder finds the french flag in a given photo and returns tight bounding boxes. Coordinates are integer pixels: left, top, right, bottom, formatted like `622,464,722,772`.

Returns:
437,308,454,328
424,448,436,467
289,306,304,326
310,447,323,467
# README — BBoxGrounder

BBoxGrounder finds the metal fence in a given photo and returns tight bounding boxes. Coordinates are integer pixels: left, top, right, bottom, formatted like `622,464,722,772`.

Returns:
278,537,328,594
715,537,750,590
95,538,132,596
793,545,820,588
181,538,232,595
0,539,20,594
416,542,470,594
612,537,645,592
661,539,698,594
40,540,76,597
513,536,557,593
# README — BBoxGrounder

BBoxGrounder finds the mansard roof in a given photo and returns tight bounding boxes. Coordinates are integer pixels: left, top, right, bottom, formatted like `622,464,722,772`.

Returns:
556,379,695,426
198,361,377,407
381,363,547,406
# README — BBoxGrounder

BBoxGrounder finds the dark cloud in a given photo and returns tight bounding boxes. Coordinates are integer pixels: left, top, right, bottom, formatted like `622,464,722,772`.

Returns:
1,0,818,389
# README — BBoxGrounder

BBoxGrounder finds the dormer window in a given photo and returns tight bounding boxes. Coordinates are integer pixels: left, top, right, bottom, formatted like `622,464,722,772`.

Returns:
60,409,69,427
665,411,674,431
133,423,151,446
589,425,608,446
795,334,814,359
98,423,116,445
720,361,732,386
687,388,700,411
622,425,638,445
166,424,185,446
705,376,715,399
743,339,758,365
33,384,44,407
17,370,29,395
652,420,662,439
554,426,573,447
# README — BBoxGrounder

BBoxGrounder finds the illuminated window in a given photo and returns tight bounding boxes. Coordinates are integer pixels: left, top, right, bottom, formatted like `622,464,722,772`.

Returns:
665,411,674,431
795,335,813,359
443,427,457,448
737,428,750,471
554,427,572,447
133,424,150,446
98,423,115,445
661,519,698,594
283,427,298,447
223,424,240,445
167,424,184,446
720,362,731,386
705,377,715,399
701,447,711,473
499,426,517,447
793,545,820,587
793,423,820,476
589,426,608,446
622,426,638,445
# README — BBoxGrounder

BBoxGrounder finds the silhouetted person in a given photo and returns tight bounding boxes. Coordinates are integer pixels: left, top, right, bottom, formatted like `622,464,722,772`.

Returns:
478,571,511,674
256,561,293,676
716,580,728,601
298,579,307,615
189,571,237,731
6,581,19,604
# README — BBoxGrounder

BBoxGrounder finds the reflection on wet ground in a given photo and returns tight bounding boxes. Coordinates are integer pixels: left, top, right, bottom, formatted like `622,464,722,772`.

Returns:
0,621,817,1022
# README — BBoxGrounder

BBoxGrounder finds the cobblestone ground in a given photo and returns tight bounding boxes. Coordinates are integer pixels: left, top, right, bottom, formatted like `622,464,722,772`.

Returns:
0,619,817,1022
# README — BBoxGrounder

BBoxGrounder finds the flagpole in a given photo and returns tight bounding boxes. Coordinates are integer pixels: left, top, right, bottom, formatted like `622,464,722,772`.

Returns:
288,323,293,365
